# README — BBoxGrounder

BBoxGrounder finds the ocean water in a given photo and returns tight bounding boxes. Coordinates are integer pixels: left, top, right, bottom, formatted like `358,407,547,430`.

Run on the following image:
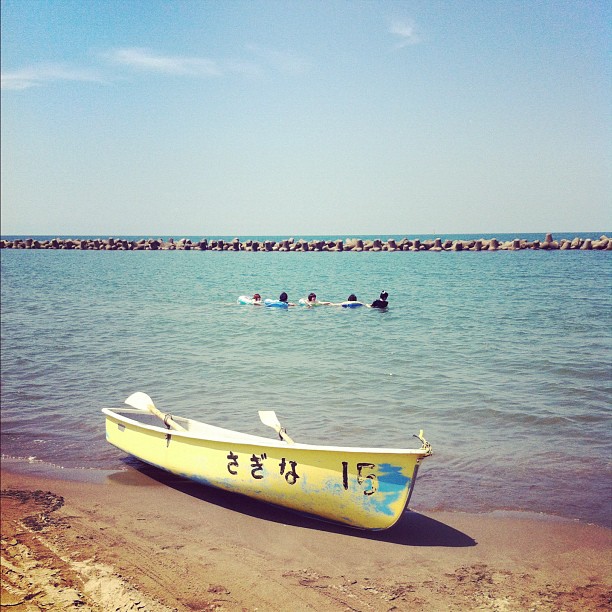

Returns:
1,247,610,527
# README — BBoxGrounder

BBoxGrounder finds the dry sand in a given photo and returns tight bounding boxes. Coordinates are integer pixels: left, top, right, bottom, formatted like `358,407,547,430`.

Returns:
1,462,610,611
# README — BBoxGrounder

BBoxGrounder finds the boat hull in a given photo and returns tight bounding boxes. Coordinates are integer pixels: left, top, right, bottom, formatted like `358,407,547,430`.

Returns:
103,408,431,530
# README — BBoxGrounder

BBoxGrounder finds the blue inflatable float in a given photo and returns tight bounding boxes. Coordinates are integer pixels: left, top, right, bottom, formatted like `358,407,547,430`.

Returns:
264,299,289,309
238,295,255,305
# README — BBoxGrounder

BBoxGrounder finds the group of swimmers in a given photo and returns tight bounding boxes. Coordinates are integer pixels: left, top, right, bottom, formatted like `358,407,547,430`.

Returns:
250,291,389,309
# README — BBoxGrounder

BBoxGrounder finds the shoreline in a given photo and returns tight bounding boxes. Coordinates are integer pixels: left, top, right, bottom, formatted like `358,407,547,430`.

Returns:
1,233,610,251
4,455,607,530
2,462,610,611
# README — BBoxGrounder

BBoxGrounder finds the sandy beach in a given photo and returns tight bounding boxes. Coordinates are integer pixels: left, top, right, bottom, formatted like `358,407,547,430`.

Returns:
1,462,610,611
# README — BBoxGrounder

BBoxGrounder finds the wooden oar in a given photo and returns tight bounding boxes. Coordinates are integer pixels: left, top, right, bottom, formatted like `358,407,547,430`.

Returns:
124,392,186,432
259,410,294,444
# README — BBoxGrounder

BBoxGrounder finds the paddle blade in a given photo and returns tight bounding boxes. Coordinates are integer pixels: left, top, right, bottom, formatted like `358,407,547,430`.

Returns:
125,392,155,411
259,410,294,444
259,410,281,432
124,392,186,431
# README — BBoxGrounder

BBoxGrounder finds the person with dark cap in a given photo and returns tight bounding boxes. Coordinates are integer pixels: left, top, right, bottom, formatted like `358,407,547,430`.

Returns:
279,292,296,306
370,291,389,309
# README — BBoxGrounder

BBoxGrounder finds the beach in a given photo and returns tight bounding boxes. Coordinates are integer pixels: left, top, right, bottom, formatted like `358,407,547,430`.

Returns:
1,463,610,611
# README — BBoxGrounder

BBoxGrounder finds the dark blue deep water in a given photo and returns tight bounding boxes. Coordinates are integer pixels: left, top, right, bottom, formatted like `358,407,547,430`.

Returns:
1,245,610,526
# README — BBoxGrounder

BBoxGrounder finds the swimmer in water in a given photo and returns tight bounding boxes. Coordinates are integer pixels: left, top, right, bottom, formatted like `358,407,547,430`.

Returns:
279,292,296,306
331,294,366,307
369,291,389,309
303,292,332,306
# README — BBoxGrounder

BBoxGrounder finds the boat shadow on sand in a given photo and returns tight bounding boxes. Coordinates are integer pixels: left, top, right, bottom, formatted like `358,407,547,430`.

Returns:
111,460,476,548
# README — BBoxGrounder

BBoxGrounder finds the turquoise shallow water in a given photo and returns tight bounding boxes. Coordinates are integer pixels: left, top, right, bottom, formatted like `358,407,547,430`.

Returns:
1,248,610,526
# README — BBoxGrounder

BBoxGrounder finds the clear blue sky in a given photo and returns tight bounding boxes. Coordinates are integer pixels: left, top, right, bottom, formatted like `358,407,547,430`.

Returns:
1,0,610,236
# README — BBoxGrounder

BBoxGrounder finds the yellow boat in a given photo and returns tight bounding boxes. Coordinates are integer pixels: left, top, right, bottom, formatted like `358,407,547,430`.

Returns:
102,392,432,530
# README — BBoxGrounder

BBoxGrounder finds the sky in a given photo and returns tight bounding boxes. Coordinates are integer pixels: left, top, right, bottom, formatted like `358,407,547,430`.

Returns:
1,0,610,236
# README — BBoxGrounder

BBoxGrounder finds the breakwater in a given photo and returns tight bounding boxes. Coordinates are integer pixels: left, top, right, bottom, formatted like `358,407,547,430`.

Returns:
1,234,610,251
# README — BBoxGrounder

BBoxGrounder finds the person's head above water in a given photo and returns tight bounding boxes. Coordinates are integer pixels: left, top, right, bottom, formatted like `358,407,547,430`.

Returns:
253,293,261,301
370,291,389,309
279,292,288,302
347,294,357,301
308,293,316,302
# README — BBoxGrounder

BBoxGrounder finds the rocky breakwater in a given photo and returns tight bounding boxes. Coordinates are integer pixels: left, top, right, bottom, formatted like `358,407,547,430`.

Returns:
1,234,610,252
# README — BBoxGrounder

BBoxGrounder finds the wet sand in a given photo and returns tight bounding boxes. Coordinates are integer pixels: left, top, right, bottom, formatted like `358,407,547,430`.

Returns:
1,462,610,611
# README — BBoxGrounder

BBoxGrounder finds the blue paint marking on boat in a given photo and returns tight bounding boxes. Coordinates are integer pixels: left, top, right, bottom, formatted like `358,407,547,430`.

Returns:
192,473,241,492
365,463,411,516
378,463,411,487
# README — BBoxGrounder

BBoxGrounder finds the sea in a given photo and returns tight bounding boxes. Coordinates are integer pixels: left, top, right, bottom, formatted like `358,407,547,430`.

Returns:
1,233,610,528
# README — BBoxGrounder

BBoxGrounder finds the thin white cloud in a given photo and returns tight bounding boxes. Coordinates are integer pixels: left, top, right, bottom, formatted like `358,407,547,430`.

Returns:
389,19,423,48
103,47,221,76
1,64,107,90
1,45,300,91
